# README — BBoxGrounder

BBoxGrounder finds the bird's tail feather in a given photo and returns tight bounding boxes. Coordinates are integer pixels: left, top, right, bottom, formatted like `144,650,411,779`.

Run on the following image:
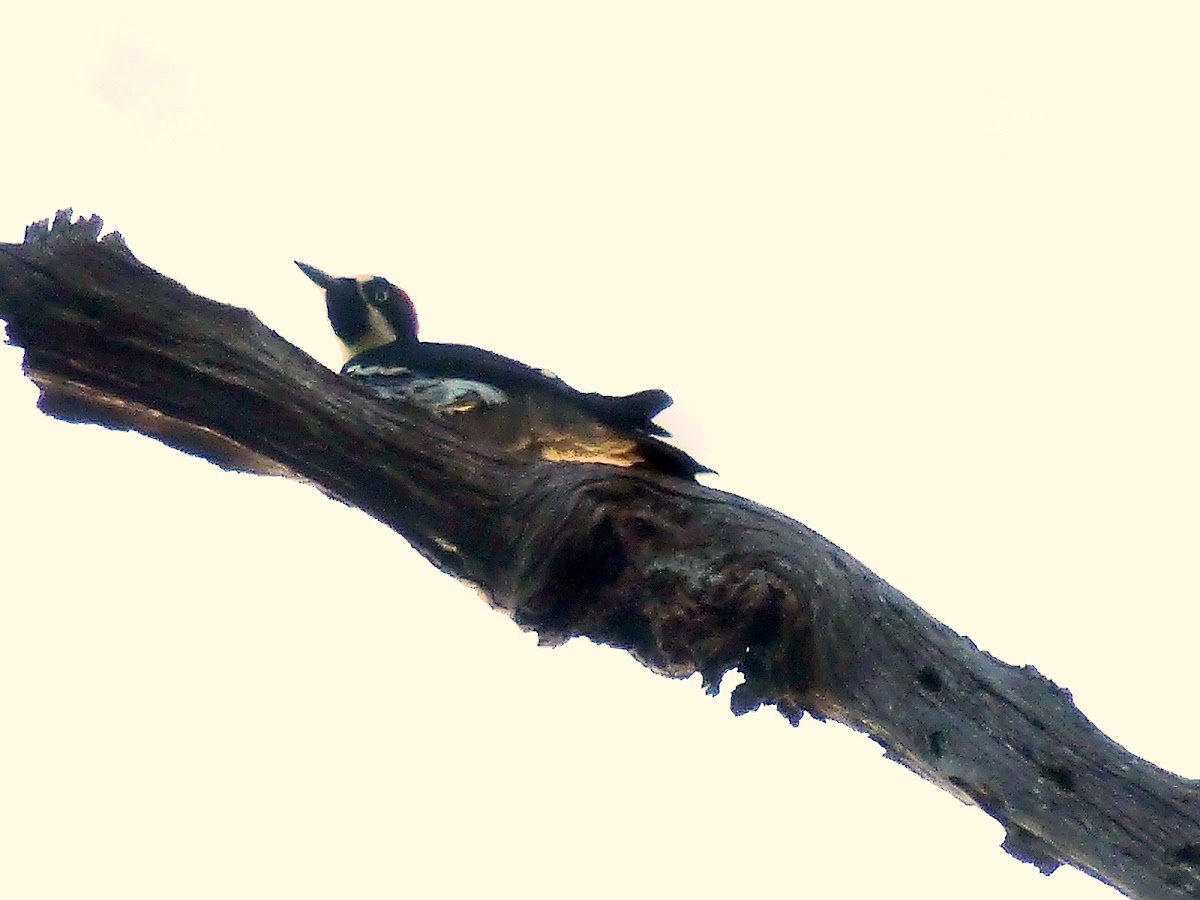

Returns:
606,388,674,435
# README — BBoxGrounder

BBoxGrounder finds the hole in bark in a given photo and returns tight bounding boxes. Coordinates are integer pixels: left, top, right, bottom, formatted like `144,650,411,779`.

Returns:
1038,764,1075,793
916,666,943,692
928,730,947,758
1176,843,1200,865
744,605,780,645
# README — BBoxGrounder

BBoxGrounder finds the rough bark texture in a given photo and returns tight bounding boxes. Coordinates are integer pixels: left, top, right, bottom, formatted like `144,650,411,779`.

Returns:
2,212,1197,899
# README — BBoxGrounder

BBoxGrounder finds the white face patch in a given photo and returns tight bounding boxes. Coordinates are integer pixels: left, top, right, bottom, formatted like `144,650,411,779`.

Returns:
340,304,399,362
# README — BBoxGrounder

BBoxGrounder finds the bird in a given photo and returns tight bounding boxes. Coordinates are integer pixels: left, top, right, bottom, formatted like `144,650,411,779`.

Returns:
295,262,711,478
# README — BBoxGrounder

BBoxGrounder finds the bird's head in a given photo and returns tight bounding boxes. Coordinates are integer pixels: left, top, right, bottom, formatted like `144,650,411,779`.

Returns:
295,262,419,362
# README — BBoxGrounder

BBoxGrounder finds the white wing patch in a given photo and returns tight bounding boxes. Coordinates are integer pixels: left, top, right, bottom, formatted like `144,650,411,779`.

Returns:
406,378,508,413
348,370,508,414
344,364,412,377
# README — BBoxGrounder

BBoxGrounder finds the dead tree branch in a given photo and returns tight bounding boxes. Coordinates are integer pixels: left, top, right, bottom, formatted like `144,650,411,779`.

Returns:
2,211,1197,899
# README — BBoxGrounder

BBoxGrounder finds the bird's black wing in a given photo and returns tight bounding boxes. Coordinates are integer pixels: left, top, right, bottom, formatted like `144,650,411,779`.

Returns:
345,341,674,434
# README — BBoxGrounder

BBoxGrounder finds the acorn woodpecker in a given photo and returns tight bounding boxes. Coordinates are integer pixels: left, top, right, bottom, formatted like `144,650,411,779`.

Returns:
296,262,710,478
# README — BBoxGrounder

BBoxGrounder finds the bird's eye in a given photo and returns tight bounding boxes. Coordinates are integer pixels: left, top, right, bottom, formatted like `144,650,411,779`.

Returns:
375,290,389,305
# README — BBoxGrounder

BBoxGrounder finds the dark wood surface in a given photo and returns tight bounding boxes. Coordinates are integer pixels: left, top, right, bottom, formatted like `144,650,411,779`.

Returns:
3,211,1197,899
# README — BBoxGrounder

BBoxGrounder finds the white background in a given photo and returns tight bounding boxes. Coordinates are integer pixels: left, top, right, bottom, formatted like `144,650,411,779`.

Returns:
2,4,1197,898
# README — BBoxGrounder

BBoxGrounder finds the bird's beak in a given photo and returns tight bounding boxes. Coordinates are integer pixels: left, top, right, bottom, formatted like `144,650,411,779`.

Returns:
295,261,333,288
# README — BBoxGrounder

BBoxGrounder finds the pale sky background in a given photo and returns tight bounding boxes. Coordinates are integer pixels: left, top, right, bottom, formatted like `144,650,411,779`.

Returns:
2,4,1197,898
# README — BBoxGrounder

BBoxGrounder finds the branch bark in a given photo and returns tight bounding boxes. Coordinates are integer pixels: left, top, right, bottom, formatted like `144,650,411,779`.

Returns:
2,211,1197,899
